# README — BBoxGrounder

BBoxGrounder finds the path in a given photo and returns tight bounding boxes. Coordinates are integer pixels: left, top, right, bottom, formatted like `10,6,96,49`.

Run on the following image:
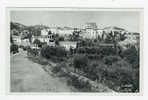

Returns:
10,50,73,92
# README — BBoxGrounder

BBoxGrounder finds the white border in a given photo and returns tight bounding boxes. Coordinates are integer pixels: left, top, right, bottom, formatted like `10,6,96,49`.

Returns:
5,7,143,96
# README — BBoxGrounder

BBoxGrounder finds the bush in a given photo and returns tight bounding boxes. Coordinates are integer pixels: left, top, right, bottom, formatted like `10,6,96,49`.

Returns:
10,44,19,54
87,54,102,60
41,46,67,60
73,54,89,70
59,36,65,41
52,65,62,73
80,58,139,92
103,56,121,65
76,47,86,54
102,60,138,92
33,39,42,47
100,47,116,55
67,75,91,92
120,46,139,69
76,46,116,56
19,45,24,49
27,47,39,56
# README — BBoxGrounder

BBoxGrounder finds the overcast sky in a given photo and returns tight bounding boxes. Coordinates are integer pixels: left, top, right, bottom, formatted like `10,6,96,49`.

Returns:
11,11,141,32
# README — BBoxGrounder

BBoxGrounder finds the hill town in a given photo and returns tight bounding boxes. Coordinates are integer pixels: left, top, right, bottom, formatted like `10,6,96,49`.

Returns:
10,21,140,93
11,22,139,51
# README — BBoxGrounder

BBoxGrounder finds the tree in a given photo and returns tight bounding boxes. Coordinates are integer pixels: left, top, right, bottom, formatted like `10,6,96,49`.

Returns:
48,30,52,35
72,30,80,41
27,33,32,43
73,54,88,70
120,46,139,68
11,44,19,54
10,35,13,44
33,39,41,47
54,34,60,46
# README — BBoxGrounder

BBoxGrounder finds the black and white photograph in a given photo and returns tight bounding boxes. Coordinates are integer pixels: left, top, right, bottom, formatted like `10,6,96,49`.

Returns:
9,8,142,93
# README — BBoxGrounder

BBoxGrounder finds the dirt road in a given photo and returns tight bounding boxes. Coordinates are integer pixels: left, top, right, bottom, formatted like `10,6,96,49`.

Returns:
10,50,73,92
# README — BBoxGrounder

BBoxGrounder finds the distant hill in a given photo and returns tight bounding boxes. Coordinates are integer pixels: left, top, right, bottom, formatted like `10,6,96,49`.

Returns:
29,25,49,30
103,26,126,31
11,22,50,30
10,22,27,31
10,22,51,36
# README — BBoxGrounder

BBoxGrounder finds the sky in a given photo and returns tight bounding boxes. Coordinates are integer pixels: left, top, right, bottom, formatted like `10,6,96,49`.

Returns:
11,11,141,32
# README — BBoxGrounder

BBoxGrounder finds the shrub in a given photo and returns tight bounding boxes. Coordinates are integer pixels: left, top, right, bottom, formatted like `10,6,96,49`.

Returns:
33,39,42,47
76,47,86,54
87,54,102,60
19,45,24,49
73,54,88,70
10,44,19,54
76,46,116,56
27,46,39,56
37,57,49,65
67,75,91,92
100,47,116,55
59,36,65,41
40,46,67,60
120,46,139,68
103,56,121,65
81,58,139,92
55,46,67,57
103,60,138,92
52,65,62,73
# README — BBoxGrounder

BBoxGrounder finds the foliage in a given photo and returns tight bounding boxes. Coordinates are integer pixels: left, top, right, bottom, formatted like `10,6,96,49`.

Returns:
10,44,19,53
55,38,59,46
33,39,42,47
27,46,39,56
41,46,67,60
100,47,116,55
103,56,122,65
52,64,62,73
10,35,13,44
88,59,138,92
120,46,139,68
73,54,88,70
76,46,116,56
67,75,91,92
59,36,65,41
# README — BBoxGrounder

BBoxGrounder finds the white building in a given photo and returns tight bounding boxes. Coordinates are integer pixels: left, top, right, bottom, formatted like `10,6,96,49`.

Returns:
103,26,126,35
41,29,50,36
32,35,55,45
12,35,21,45
81,22,101,39
57,27,74,37
82,28,98,39
118,32,140,50
96,29,104,39
59,41,77,51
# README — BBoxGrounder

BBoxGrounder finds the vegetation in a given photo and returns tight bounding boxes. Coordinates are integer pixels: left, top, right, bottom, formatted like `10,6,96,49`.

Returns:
30,40,139,92
27,46,39,56
33,39,42,47
40,46,67,62
73,54,89,70
10,44,19,54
